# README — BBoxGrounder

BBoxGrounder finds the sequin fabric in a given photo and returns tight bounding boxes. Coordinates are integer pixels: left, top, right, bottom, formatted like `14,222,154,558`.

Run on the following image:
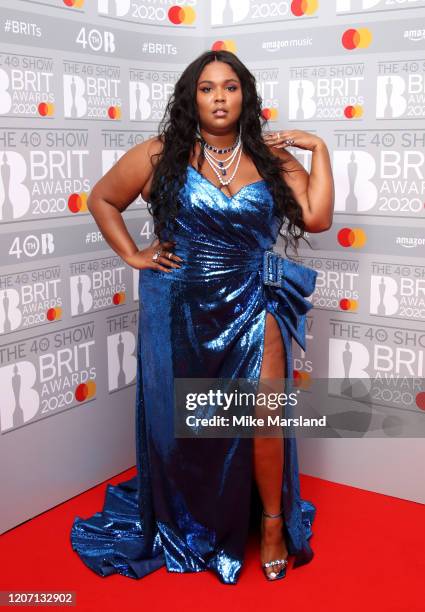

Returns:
70,164,318,584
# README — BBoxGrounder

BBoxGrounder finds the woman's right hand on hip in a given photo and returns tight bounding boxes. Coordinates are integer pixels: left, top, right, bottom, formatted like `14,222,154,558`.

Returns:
124,238,183,271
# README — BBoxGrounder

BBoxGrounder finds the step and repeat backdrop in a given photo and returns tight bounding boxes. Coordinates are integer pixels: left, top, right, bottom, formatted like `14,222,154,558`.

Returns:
1,0,425,532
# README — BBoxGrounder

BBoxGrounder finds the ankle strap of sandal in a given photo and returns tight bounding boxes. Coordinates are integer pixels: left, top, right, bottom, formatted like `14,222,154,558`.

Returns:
262,508,284,519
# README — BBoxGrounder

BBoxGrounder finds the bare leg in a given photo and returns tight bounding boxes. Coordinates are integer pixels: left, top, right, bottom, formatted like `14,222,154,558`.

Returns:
253,312,288,579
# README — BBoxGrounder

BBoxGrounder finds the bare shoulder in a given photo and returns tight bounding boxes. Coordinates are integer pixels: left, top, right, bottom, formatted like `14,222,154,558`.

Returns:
123,135,164,171
89,135,165,212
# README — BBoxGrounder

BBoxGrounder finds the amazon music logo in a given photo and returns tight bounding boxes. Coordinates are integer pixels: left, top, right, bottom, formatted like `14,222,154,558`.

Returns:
377,60,425,120
306,256,360,313
128,68,179,123
287,62,365,121
63,61,122,121
328,319,425,416
98,0,197,26
370,261,425,322
0,266,64,336
333,130,425,219
0,53,55,118
0,323,96,433
106,312,138,392
210,0,317,26
69,255,128,317
0,129,90,222
337,0,425,14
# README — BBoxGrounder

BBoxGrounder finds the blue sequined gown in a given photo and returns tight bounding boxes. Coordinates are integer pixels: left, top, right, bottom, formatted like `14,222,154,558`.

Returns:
70,164,318,585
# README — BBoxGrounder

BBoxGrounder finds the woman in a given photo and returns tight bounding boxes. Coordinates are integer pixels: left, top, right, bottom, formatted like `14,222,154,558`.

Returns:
70,50,334,584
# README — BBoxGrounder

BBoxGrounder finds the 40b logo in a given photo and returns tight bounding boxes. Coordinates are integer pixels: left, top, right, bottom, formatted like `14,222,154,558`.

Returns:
76,27,116,54
9,233,55,260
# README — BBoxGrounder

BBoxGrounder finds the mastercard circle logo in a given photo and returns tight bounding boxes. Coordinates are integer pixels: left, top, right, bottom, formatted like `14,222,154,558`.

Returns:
38,102,55,117
293,370,312,389
68,192,88,213
344,105,363,119
416,392,425,411
340,298,358,311
75,380,96,402
168,6,196,24
113,291,126,305
108,106,121,120
291,0,318,17
261,108,278,120
63,0,84,6
46,306,62,321
338,227,367,248
211,40,237,53
342,28,372,50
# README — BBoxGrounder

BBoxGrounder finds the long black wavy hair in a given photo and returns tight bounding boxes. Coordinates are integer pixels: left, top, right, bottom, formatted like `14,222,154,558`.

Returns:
148,49,311,258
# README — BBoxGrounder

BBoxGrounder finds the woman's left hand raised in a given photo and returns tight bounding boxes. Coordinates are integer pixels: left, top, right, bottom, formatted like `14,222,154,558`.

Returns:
263,129,324,152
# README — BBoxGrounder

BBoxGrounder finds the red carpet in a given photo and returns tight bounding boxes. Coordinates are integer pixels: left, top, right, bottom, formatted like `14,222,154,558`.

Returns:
1,468,423,612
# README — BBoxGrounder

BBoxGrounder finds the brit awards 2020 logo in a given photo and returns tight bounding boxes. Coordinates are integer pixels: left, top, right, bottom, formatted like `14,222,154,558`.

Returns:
69,255,127,316
288,62,365,121
0,53,55,119
98,0,197,25
376,60,425,120
0,130,91,222
210,0,315,25
0,323,97,433
129,69,179,122
327,319,425,432
370,261,425,322
63,60,122,120
0,265,63,335
333,129,425,219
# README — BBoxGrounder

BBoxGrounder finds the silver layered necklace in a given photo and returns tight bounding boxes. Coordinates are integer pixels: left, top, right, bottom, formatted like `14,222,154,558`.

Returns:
201,129,242,187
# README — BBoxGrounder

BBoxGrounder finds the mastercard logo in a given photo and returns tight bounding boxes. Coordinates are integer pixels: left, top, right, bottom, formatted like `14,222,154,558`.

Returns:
342,28,372,50
344,105,363,119
68,192,88,213
168,5,196,24
340,298,358,311
38,103,54,117
113,291,126,305
63,0,84,6
291,0,318,16
261,108,278,120
46,306,62,321
338,227,367,248
75,380,96,402
293,370,313,389
108,106,121,119
211,40,237,53
417,392,425,411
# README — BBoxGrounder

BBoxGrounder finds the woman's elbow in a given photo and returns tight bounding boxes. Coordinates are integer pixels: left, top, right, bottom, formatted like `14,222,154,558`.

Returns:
304,216,333,233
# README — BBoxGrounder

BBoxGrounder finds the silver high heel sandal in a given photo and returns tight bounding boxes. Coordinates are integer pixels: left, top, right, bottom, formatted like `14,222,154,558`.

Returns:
261,508,289,581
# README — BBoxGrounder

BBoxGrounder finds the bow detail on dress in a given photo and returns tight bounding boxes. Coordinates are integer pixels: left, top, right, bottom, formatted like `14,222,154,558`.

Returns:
262,250,318,352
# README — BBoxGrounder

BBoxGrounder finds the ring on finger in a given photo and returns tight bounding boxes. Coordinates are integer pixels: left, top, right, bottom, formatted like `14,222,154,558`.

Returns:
152,249,162,262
